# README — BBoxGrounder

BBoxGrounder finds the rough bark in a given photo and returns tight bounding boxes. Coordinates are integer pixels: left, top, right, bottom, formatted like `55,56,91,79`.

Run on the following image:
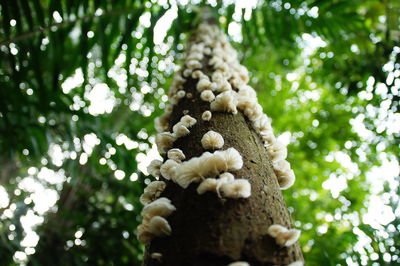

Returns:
142,31,303,265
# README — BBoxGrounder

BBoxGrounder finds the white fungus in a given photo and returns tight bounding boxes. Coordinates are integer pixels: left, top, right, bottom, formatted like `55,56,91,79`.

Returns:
167,148,186,162
267,224,300,247
201,130,224,150
210,91,238,114
140,181,166,205
173,122,190,138
202,110,212,121
156,132,176,154
154,113,170,133
197,172,236,196
151,252,162,261
228,262,250,266
267,140,288,162
197,178,219,195
276,169,295,190
196,78,212,92
200,90,215,102
137,197,176,244
220,179,251,198
180,115,197,127
177,90,186,99
173,148,243,189
192,70,204,79
141,197,176,220
147,216,172,236
287,261,304,266
215,147,243,171
137,228,154,244
147,159,163,177
183,68,192,77
160,159,179,180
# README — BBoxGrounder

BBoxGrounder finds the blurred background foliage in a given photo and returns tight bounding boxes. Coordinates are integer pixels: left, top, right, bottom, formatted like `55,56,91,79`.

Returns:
0,0,399,265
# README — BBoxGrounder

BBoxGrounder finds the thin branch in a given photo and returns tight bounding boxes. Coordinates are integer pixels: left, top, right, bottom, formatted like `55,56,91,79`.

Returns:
0,7,141,47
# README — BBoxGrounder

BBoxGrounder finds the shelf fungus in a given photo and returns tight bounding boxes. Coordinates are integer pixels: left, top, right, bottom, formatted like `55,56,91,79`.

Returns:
173,148,243,189
267,224,301,247
202,110,212,121
201,130,224,150
160,159,179,181
150,252,162,261
172,122,190,138
137,197,176,244
167,148,186,162
210,91,238,114
180,115,197,128
140,181,166,205
200,90,215,102
220,179,251,198
147,159,163,178
287,261,304,266
228,262,250,266
155,132,176,154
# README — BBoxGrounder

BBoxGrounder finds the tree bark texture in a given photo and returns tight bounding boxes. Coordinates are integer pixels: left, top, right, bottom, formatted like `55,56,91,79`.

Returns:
142,23,303,266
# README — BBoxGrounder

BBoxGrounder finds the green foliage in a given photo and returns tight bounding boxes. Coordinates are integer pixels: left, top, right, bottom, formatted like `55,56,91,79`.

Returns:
0,0,398,265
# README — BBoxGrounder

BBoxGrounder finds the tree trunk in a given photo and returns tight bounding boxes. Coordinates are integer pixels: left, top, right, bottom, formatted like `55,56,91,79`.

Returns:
140,19,303,266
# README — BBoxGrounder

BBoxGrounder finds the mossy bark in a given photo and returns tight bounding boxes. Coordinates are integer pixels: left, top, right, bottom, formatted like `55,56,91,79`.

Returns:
142,71,303,265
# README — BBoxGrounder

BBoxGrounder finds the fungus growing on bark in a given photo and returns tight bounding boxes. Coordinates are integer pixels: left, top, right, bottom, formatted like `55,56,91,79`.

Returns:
267,224,301,247
155,132,176,154
202,110,212,121
140,20,303,264
154,113,170,133
137,197,176,244
210,91,238,114
150,252,162,261
200,90,215,102
172,122,190,138
220,179,251,198
196,172,236,196
228,262,250,266
176,90,186,99
140,181,166,205
147,216,172,236
141,197,176,220
201,130,224,150
173,148,243,188
276,169,295,190
191,70,204,79
186,60,202,70
287,261,304,266
215,147,243,171
167,148,186,162
267,140,288,162
180,115,197,127
160,159,179,180
147,159,163,178
196,78,212,92
196,178,219,195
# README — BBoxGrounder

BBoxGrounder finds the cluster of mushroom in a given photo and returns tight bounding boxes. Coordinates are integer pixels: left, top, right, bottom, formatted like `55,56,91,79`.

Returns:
158,133,250,197
268,224,301,247
137,196,176,244
155,22,295,190
138,22,301,264
229,261,303,266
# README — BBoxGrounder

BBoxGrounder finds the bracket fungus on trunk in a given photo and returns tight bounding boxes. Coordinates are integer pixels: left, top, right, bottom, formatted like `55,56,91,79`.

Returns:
138,20,303,266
